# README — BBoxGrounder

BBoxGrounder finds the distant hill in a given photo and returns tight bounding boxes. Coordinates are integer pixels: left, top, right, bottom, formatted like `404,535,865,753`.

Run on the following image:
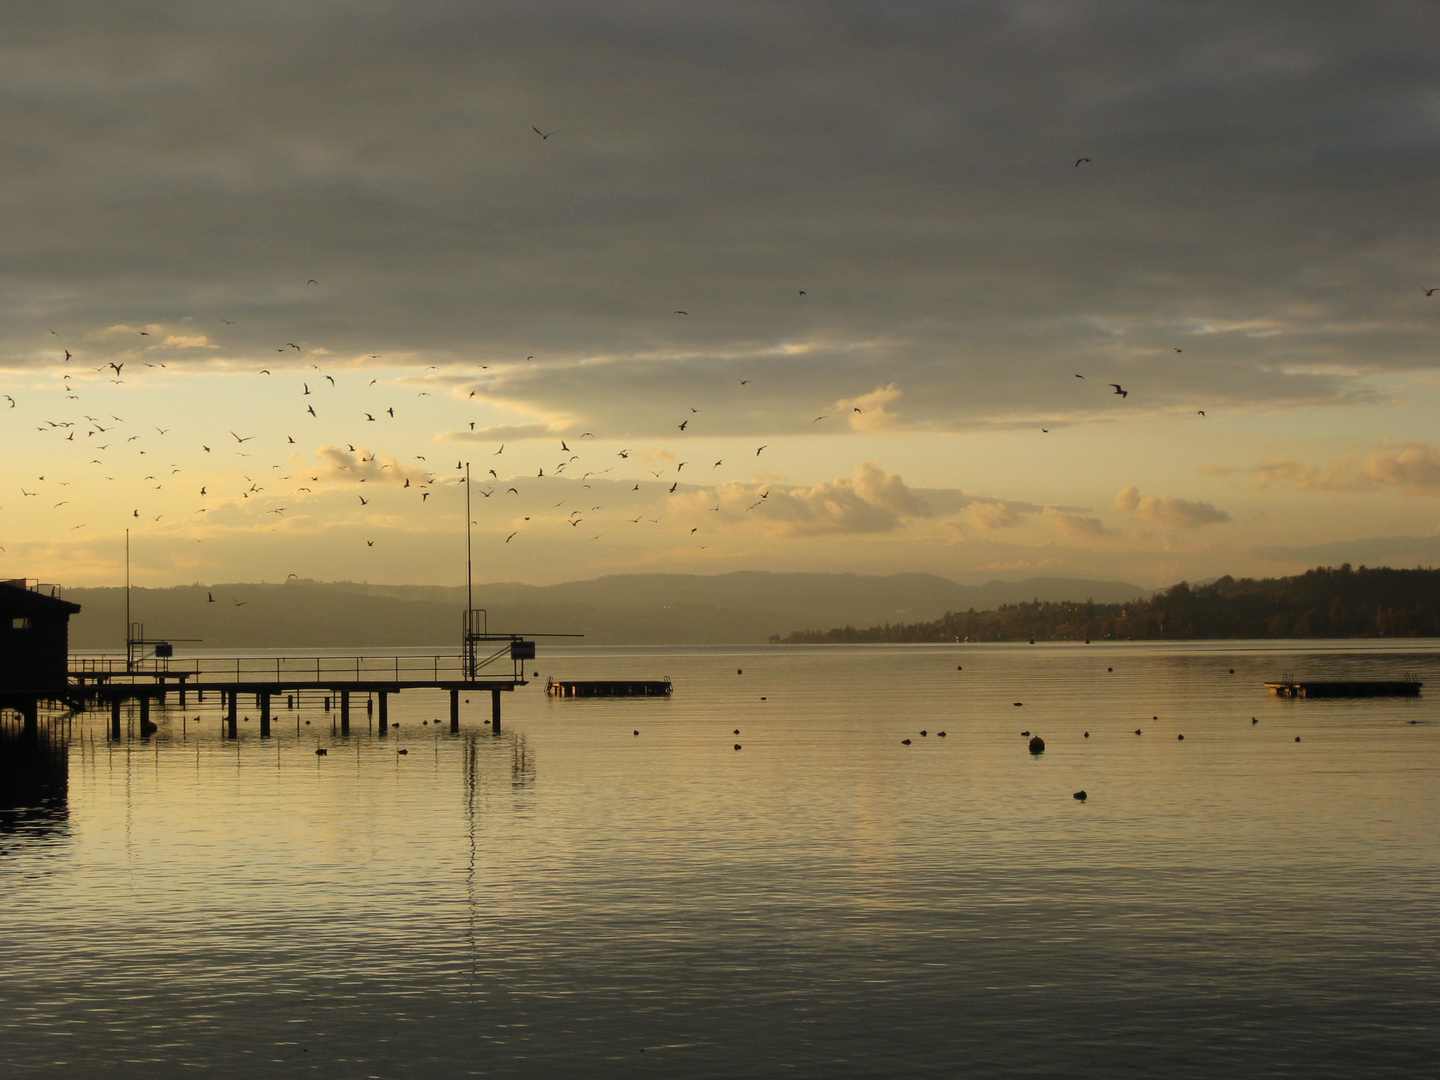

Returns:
64,572,1152,649
776,565,1440,643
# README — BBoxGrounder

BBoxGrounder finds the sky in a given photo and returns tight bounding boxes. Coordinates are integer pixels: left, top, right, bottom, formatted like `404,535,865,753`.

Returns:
4,0,1440,590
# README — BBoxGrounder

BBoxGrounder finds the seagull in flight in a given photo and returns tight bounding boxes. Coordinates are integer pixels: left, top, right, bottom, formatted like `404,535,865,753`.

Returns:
231,431,254,443
1109,384,1128,398
532,127,556,139
1425,288,1438,296
1075,157,1094,167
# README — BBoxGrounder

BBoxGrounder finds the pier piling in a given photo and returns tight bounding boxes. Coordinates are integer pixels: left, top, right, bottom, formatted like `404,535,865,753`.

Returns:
491,687,501,733
377,691,388,734
110,698,121,739
226,693,238,738
340,690,350,735
259,692,271,737
450,689,460,732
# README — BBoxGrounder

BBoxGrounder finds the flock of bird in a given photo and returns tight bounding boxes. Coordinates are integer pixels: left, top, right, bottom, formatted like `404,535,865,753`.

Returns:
7,140,1440,577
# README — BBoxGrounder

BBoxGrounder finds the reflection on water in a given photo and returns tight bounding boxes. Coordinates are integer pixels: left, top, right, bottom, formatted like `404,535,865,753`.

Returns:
0,641,1436,1078
0,718,69,857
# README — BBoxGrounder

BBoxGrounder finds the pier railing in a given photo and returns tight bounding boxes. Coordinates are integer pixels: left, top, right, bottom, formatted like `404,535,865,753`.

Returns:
69,649,525,685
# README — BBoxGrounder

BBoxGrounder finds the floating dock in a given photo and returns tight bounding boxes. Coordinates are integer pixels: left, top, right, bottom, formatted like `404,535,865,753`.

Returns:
546,677,672,698
1265,679,1422,698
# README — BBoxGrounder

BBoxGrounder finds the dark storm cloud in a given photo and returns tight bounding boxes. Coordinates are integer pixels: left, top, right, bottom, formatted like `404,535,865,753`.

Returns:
4,1,1438,434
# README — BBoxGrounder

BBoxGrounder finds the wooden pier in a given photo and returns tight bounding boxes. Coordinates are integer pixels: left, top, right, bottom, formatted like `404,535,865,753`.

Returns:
546,677,672,698
1265,679,1423,698
63,641,539,739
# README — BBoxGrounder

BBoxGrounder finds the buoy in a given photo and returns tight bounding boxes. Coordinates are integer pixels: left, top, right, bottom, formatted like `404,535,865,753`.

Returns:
734,744,742,750
1177,734,1185,740
737,668,742,674
633,730,639,736
901,738,912,745
956,665,962,670
1073,790,1087,800
1295,736,1301,742
1107,667,1113,672
1229,668,1235,674
1028,735,1045,754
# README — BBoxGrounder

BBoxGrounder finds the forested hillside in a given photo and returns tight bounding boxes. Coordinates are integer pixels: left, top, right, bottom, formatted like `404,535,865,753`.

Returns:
776,565,1440,643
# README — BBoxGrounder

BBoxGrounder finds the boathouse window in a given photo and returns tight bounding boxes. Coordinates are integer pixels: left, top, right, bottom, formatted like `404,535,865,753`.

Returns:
12,617,31,630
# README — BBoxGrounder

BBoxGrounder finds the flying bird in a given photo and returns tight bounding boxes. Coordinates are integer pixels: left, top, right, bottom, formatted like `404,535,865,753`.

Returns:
1197,410,1206,416
1425,288,1438,296
673,310,688,315
505,532,518,543
307,279,318,285
1075,157,1094,166
1109,384,1128,398
756,445,766,455
679,420,688,431
231,431,254,443
532,127,556,139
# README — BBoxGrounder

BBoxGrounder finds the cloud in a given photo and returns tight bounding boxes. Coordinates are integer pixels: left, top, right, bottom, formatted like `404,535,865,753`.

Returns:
1,4,1432,434
835,383,902,432
1043,507,1112,539
697,461,931,537
444,424,554,442
967,500,1024,530
1114,486,1231,529
305,446,429,486
1232,442,1440,495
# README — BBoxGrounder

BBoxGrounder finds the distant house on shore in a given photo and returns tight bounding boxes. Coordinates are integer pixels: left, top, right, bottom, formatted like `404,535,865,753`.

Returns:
0,579,82,697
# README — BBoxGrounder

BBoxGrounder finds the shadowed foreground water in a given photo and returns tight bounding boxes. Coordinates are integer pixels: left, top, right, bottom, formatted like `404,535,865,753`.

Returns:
1,641,1437,1078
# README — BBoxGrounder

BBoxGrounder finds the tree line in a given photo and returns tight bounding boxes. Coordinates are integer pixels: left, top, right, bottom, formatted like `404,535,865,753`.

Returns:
773,565,1440,643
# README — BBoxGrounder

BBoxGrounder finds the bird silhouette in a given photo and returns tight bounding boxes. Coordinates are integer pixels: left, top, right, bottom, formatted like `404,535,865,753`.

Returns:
1075,157,1094,166
1109,384,1128,398
532,127,556,139
1425,288,1437,296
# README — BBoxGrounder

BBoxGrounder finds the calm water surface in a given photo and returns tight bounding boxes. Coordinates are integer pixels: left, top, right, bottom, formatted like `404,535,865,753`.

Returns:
2,641,1436,1078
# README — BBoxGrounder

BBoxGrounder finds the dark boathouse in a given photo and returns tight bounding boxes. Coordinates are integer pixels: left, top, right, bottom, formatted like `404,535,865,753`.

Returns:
0,580,81,727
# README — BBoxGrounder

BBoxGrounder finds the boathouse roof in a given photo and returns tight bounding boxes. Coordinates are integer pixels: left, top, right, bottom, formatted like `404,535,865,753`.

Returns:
0,579,82,617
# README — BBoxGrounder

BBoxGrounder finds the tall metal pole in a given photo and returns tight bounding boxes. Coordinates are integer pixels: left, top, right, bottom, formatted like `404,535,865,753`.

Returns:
465,462,473,619
125,528,131,670
465,462,473,678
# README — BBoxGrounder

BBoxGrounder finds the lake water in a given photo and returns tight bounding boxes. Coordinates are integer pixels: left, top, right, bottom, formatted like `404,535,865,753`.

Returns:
2,641,1436,1078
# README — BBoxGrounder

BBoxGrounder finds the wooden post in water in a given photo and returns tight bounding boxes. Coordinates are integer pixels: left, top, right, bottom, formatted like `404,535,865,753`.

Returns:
450,689,460,733
377,691,388,733
178,683,186,708
339,690,350,735
259,692,271,737
491,687,501,733
138,697,150,732
226,692,238,739
110,698,122,739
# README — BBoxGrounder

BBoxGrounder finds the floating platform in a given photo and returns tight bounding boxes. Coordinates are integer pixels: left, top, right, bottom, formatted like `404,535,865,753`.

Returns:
1265,680,1422,698
546,677,672,698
